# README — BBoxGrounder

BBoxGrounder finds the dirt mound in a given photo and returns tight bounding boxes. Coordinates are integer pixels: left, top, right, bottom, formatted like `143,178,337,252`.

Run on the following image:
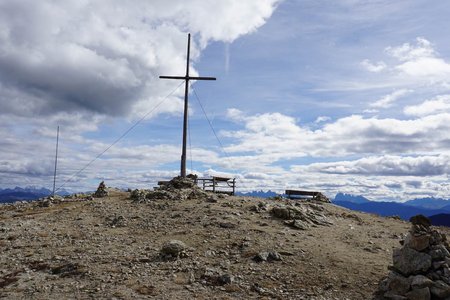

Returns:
1,188,449,299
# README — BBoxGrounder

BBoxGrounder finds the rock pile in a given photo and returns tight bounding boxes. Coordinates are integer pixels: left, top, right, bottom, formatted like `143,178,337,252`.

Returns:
375,215,450,300
130,176,212,203
93,181,108,198
313,192,330,203
38,195,63,207
270,202,333,230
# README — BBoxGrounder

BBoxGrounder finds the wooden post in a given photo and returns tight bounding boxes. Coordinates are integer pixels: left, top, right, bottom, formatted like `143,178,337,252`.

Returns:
232,178,235,195
159,34,216,177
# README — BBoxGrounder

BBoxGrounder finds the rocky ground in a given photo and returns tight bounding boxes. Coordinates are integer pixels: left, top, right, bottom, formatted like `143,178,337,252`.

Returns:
1,180,449,299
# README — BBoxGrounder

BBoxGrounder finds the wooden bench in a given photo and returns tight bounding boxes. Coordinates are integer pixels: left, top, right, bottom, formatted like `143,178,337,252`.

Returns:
197,176,236,195
285,190,320,200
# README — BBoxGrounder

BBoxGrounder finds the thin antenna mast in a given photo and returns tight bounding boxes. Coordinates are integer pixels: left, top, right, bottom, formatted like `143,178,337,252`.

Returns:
52,126,60,196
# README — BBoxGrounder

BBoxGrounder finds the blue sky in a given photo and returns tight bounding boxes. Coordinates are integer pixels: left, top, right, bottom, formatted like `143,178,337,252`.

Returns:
0,0,449,201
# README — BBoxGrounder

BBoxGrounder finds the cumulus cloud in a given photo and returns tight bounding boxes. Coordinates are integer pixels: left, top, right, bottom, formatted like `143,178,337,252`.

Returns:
0,0,280,191
404,95,450,117
223,109,450,158
361,59,386,72
385,37,450,78
296,155,450,176
370,89,412,108
0,0,279,118
386,37,435,61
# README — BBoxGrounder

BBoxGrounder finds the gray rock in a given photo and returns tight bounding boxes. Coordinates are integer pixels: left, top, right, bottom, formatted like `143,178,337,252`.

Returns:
130,189,149,202
94,181,108,198
393,247,432,275
254,251,270,262
268,251,283,261
313,192,330,203
430,231,447,246
161,240,187,257
146,190,175,201
405,287,430,300
430,280,450,298
107,215,127,228
206,197,218,203
271,207,292,220
411,275,433,288
384,272,411,295
433,261,446,270
218,274,234,285
39,199,53,207
166,176,196,189
254,251,282,262
405,234,430,252
430,245,450,260
284,219,309,230
409,215,431,228
383,291,408,300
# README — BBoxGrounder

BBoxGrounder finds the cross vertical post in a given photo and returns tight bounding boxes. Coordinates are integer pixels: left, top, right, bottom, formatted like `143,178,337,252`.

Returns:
159,33,216,177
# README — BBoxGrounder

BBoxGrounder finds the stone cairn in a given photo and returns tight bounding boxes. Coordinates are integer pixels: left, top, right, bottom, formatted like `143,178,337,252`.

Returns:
312,192,330,203
130,176,211,203
375,215,450,300
93,181,108,198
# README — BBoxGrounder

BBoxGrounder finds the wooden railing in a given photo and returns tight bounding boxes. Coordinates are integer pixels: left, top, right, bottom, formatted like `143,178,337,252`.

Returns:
196,177,236,195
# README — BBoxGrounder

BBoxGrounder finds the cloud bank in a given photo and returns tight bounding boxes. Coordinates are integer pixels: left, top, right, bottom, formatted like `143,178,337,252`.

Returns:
0,0,279,118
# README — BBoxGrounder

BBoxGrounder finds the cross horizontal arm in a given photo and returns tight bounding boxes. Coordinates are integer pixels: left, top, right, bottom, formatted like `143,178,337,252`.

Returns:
190,76,216,80
159,75,216,81
159,76,185,80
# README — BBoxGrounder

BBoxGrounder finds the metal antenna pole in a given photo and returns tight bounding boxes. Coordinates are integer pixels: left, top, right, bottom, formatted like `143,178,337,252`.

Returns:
52,125,59,196
159,33,216,177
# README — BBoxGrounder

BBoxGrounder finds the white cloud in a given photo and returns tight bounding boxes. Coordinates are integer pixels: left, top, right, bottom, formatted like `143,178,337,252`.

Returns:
0,0,281,192
314,116,331,123
296,155,450,176
0,0,279,119
370,89,412,108
361,59,386,72
404,95,450,117
224,110,450,159
386,37,435,61
385,37,450,79
226,108,246,122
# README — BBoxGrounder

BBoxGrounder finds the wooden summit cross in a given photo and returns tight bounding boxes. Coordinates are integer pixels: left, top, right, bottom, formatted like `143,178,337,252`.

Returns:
159,33,216,178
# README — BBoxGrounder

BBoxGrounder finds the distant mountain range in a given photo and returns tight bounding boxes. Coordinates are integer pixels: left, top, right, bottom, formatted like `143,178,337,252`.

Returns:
236,190,279,198
333,193,450,227
0,187,70,203
429,214,450,227
334,193,370,204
